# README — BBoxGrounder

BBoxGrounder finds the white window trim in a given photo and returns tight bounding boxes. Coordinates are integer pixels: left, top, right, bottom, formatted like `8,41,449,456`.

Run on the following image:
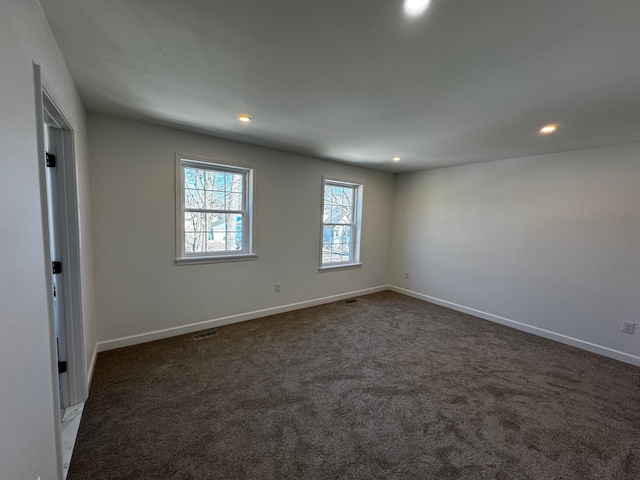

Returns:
319,176,363,271
175,154,256,265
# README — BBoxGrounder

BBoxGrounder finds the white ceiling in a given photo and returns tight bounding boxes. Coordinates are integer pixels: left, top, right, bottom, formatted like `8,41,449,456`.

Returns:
39,0,640,172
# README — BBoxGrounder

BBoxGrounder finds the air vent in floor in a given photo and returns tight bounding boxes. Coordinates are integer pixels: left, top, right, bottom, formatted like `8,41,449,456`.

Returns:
193,330,218,340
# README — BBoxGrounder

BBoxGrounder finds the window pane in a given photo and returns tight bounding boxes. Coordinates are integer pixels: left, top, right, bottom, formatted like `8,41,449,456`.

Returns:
343,188,354,206
340,243,352,261
337,205,352,223
322,226,333,247
184,212,205,233
184,188,204,209
204,214,222,251
208,213,225,226
229,173,243,192
321,225,353,263
185,231,207,253
205,169,214,189
214,189,224,209
223,173,232,192
338,225,352,245
323,185,355,224
329,205,339,223
323,205,332,221
233,231,243,251
184,167,198,188
228,193,242,210
213,171,225,190
225,214,244,250
184,232,197,252
188,168,207,190
186,212,235,253
206,236,225,252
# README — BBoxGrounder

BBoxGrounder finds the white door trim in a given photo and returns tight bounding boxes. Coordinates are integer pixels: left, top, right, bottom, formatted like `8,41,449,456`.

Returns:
34,64,87,410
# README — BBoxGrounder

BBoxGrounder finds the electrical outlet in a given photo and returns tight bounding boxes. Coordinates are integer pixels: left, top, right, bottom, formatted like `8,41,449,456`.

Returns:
622,321,635,334
405,272,410,280
275,283,281,293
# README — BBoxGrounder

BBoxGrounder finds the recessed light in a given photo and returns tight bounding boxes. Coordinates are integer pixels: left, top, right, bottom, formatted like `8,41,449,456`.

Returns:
540,124,557,134
237,115,251,123
393,156,401,162
404,0,432,17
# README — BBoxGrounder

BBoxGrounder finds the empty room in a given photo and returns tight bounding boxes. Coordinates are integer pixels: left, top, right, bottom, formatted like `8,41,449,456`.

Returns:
2,0,639,479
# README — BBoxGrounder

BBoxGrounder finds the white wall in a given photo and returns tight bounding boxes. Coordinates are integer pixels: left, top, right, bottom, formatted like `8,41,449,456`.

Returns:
390,143,640,365
88,114,394,346
0,0,96,478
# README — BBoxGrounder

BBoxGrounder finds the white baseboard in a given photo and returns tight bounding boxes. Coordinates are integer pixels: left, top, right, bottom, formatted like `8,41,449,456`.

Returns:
390,286,640,367
86,342,98,395
97,285,388,352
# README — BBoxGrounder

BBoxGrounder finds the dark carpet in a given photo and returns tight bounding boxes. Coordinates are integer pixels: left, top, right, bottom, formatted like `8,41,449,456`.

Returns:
68,291,640,479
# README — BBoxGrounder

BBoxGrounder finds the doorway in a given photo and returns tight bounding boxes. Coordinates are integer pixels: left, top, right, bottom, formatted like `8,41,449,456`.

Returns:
36,66,87,417
44,113,70,415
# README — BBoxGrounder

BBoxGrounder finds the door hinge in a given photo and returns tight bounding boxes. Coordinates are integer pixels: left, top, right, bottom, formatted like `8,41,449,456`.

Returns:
52,261,62,275
58,361,68,374
46,152,56,167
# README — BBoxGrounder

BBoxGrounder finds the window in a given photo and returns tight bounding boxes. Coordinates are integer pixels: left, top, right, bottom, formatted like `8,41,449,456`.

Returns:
175,155,255,265
320,177,363,269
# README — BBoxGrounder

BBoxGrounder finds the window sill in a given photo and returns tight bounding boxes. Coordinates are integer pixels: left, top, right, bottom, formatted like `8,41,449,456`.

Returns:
175,253,257,266
318,263,362,272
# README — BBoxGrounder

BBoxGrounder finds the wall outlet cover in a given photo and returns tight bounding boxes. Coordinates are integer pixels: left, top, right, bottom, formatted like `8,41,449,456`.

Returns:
622,321,635,334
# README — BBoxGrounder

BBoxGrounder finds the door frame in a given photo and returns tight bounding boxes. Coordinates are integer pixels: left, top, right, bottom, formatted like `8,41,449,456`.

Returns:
45,111,71,417
34,64,87,412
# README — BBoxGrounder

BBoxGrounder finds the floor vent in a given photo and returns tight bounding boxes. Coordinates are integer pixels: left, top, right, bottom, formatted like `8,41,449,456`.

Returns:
193,330,218,340
345,299,358,304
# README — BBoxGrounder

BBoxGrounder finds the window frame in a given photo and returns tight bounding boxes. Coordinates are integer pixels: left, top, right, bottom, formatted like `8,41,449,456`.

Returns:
175,154,256,265
319,176,363,271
